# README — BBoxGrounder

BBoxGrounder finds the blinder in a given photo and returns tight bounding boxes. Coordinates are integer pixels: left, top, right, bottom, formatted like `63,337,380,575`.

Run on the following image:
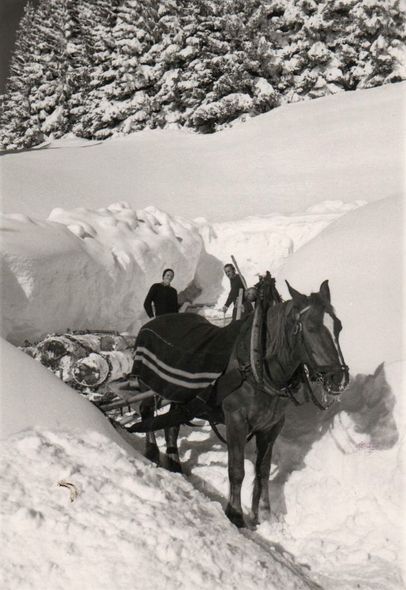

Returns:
293,304,349,394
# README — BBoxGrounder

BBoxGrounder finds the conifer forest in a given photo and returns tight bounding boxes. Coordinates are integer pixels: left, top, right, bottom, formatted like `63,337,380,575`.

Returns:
1,0,404,150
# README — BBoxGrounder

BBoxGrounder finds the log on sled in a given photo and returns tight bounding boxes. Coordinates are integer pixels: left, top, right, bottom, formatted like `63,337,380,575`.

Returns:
21,331,137,389
72,350,135,388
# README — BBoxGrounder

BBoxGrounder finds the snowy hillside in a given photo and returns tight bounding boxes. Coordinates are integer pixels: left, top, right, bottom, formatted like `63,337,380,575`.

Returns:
1,80,405,590
0,341,319,590
1,82,404,221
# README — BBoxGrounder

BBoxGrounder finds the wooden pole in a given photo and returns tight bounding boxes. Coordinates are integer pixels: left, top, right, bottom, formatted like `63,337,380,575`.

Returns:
231,255,247,289
236,288,244,320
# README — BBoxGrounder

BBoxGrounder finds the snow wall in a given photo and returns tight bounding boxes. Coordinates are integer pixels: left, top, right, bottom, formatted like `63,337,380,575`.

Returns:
265,195,405,585
0,200,361,345
0,203,223,344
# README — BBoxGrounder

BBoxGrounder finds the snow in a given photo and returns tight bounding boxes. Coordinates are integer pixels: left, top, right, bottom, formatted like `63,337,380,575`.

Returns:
0,83,405,589
200,199,366,301
0,195,363,345
0,340,319,590
1,82,404,221
276,195,404,375
0,203,217,345
0,339,135,453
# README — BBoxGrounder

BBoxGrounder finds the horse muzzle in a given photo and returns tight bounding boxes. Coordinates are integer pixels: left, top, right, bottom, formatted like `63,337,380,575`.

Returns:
308,364,349,396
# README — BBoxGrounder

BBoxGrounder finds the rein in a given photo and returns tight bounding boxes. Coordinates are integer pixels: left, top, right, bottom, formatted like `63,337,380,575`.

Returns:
247,296,348,410
295,307,349,395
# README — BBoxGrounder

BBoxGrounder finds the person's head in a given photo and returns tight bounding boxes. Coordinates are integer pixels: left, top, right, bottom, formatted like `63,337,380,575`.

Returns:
162,268,174,286
224,264,236,279
245,287,257,302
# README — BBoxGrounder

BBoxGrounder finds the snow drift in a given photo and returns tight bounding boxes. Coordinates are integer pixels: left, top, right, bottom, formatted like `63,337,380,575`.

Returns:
0,198,361,345
0,340,320,590
1,82,404,221
277,195,404,375
200,199,365,296
0,203,223,345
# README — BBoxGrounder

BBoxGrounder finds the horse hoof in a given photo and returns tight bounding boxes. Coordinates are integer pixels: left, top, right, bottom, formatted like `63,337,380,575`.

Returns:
145,444,160,465
249,511,259,526
165,454,183,474
225,504,246,528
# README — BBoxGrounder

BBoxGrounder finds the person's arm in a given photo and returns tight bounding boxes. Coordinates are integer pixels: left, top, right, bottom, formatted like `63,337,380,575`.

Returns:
144,284,156,318
224,275,243,309
173,288,180,312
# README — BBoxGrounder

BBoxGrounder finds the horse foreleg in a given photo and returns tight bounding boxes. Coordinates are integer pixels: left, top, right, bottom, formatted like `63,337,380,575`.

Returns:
251,418,285,524
164,424,182,474
225,409,248,528
140,399,160,465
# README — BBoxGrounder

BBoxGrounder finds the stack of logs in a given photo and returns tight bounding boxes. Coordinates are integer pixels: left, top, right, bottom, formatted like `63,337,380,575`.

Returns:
22,331,137,391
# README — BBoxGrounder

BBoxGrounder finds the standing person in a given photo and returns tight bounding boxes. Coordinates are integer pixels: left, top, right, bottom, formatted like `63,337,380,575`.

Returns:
144,268,179,318
222,263,253,321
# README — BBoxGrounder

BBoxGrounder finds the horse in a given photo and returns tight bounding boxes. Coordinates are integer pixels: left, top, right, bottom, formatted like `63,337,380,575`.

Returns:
130,276,349,528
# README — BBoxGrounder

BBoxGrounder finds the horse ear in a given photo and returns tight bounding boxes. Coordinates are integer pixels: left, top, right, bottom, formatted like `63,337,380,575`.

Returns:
285,280,307,305
319,280,331,303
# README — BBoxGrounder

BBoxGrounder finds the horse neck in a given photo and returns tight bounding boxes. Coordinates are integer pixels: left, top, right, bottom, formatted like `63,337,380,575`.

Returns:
265,301,301,385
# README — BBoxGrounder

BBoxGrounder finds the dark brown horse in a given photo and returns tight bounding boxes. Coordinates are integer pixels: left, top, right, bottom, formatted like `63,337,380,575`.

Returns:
221,279,348,527
131,278,349,528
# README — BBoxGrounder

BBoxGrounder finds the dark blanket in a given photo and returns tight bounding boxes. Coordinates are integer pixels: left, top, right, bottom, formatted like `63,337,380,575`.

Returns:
133,313,247,402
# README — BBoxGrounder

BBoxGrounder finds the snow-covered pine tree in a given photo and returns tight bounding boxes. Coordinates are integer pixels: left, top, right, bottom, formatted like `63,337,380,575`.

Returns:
1,0,405,146
0,0,88,149
102,0,159,135
189,0,280,132
70,0,121,139
144,0,189,129
343,0,405,89
0,2,47,149
62,0,96,132
267,0,405,102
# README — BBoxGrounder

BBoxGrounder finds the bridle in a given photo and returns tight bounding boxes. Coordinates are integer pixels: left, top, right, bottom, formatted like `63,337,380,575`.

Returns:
293,304,349,395
248,298,349,410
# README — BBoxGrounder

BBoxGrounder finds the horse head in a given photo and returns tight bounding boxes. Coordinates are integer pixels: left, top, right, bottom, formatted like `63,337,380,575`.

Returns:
285,280,349,395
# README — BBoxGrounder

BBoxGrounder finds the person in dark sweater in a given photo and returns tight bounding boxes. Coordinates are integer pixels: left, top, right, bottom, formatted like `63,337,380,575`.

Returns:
144,268,179,318
222,263,253,321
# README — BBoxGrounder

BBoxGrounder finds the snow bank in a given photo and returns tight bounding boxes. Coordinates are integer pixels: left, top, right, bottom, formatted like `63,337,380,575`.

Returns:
1,198,361,344
276,195,404,375
1,82,404,221
0,203,222,345
0,340,318,590
254,194,406,587
0,339,135,454
198,200,365,301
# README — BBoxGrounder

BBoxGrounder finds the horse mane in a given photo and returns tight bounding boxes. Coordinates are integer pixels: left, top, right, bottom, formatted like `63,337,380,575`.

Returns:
265,301,292,362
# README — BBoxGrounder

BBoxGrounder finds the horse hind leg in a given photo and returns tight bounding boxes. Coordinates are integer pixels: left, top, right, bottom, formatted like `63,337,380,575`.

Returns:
164,424,182,474
140,399,160,466
251,418,285,525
